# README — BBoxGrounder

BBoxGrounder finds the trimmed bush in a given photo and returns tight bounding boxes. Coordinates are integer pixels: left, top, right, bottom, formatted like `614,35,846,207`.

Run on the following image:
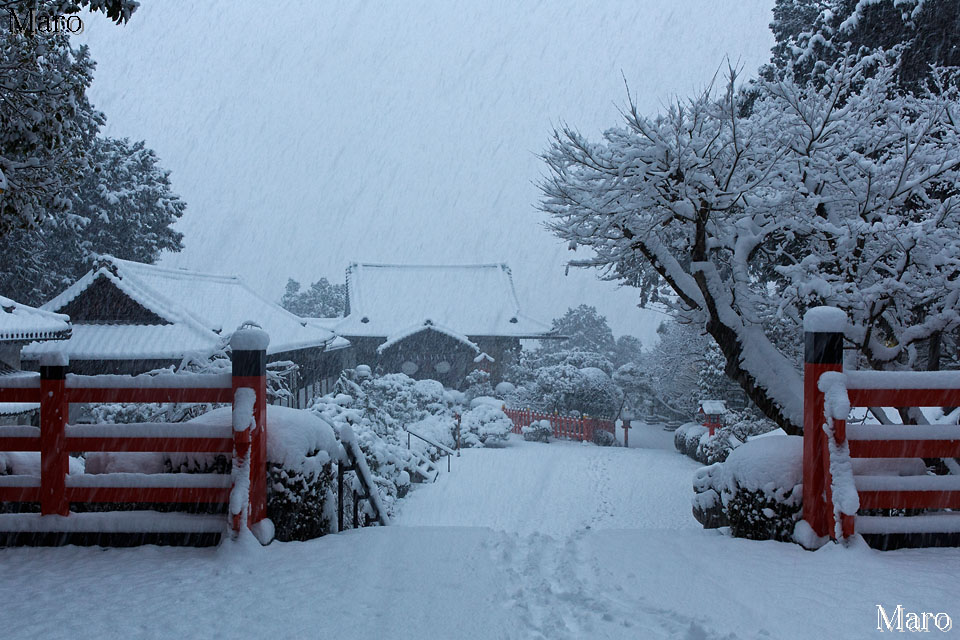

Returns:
591,428,618,447
522,420,551,443
691,435,803,542
460,403,512,447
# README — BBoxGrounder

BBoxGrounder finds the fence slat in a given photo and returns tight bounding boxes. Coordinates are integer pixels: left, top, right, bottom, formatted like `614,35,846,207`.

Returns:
65,387,233,404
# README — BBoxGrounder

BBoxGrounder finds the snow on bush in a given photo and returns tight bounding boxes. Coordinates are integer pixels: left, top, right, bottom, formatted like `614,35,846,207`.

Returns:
464,369,495,403
673,423,707,458
459,403,512,448
591,427,618,447
522,419,552,443
187,405,341,541
505,363,622,418
494,381,515,397
692,435,804,542
674,410,777,465
309,368,460,518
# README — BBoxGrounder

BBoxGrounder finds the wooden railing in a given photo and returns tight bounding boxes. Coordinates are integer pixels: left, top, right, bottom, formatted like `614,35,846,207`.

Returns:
0,329,269,537
501,407,615,442
803,307,960,545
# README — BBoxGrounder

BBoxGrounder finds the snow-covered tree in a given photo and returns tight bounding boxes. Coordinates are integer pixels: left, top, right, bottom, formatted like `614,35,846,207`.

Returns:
0,137,185,305
767,0,960,91
540,304,616,358
0,1,138,235
612,334,644,368
540,53,960,435
280,277,346,317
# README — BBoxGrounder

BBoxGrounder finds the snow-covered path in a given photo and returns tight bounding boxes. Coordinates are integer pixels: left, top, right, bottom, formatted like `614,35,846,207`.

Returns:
1,427,959,639
396,436,699,535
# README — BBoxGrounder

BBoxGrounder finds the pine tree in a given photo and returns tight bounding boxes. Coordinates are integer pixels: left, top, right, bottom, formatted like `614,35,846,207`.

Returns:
0,0,139,235
280,278,346,317
767,0,960,91
0,137,185,305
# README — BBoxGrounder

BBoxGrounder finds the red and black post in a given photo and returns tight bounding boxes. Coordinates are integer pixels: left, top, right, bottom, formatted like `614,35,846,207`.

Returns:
231,329,269,529
802,308,845,538
39,354,69,516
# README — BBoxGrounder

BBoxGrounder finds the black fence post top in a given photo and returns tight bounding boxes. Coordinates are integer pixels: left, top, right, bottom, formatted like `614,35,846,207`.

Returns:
803,307,846,365
39,352,68,379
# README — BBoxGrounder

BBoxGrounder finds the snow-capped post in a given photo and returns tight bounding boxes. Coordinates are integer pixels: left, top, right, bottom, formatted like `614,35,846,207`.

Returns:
802,307,847,539
230,326,269,533
39,352,69,516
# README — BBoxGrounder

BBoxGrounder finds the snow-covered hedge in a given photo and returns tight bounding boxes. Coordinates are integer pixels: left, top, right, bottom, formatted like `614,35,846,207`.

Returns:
459,403,512,447
78,405,343,541
591,427,618,447
692,434,931,545
673,423,707,459
692,435,804,541
309,369,460,518
522,419,551,443
505,363,621,419
675,410,777,464
189,405,341,540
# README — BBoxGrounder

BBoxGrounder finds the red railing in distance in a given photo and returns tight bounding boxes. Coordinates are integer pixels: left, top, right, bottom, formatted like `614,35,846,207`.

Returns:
502,406,615,442
802,307,960,543
0,329,269,535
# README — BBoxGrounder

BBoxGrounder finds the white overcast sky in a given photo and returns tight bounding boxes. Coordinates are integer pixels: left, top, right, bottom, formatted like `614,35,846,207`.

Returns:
77,1,776,345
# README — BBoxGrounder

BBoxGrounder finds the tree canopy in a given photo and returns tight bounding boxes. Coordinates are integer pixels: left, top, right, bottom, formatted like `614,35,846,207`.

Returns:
540,52,960,434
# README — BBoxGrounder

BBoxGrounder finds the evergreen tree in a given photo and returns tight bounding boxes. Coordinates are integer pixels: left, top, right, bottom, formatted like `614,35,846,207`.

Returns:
0,0,138,235
0,137,185,305
767,0,960,91
612,334,643,368
280,277,346,317
539,304,616,359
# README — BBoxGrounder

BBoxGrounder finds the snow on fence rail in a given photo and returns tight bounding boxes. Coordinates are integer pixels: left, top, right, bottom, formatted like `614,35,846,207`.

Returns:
803,307,960,546
0,330,269,540
501,407,615,442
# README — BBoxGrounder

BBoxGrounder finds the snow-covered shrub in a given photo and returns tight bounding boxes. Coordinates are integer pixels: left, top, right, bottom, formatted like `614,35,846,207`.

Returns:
460,403,512,447
522,419,551,443
361,374,451,429
693,410,777,464
673,423,707,459
309,369,459,517
464,369,495,403
508,363,622,419
692,436,803,542
186,405,341,541
494,381,515,398
591,427,618,447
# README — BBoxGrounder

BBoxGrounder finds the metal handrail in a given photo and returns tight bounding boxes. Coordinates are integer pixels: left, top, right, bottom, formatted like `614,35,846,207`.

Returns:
406,427,458,473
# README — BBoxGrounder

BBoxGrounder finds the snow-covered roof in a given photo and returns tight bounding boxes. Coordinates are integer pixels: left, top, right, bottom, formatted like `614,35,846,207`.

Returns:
304,317,342,331
24,256,335,359
24,324,218,361
336,262,554,338
376,321,480,355
0,295,71,342
699,400,727,415
0,402,38,416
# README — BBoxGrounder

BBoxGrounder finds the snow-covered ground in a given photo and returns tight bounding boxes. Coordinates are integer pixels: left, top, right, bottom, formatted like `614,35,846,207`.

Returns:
1,426,958,639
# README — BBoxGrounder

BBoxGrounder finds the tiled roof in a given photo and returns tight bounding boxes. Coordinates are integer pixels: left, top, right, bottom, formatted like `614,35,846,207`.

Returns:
23,256,335,360
335,262,553,338
0,295,71,342
376,321,480,354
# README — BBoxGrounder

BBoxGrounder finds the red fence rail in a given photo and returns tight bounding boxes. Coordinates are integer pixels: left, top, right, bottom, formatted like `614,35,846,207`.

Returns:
502,406,616,442
0,330,269,535
803,307,960,543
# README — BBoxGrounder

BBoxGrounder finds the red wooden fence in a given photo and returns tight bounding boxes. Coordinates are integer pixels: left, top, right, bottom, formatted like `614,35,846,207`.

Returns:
803,307,960,543
0,329,269,535
502,406,616,442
